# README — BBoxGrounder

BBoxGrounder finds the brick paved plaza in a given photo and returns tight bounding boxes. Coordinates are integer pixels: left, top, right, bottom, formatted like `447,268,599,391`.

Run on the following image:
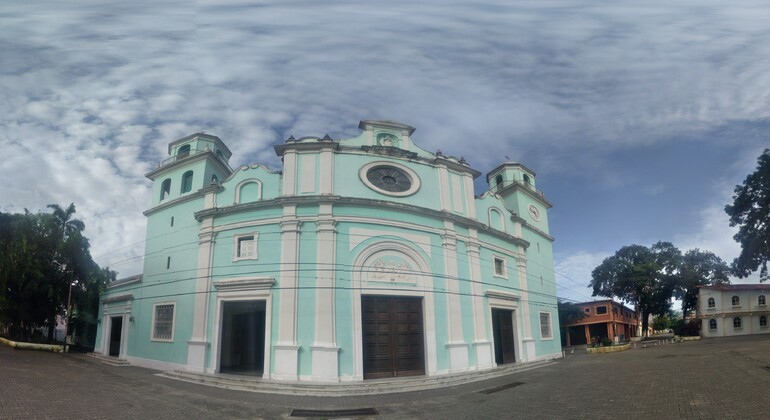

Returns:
1,335,768,419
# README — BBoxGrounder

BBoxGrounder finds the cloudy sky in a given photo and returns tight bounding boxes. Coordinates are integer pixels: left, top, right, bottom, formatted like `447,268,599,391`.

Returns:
2,1,768,303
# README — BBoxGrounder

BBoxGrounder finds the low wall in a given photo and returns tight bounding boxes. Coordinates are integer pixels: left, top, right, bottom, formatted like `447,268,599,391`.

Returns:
586,343,631,354
0,336,64,352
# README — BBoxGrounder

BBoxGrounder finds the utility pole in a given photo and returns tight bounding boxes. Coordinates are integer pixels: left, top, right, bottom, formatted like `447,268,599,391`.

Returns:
64,280,73,352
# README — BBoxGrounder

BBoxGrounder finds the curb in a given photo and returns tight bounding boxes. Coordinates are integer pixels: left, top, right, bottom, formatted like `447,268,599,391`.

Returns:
0,336,65,352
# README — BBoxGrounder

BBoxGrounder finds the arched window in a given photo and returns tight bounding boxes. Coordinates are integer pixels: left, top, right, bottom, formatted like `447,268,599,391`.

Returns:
160,179,171,201
760,315,768,327
759,295,766,306
733,317,742,329
211,174,219,185
181,171,194,194
235,179,262,204
488,208,505,231
707,297,715,308
177,144,191,159
731,295,740,306
708,319,717,330
523,173,531,185
494,174,503,189
216,149,224,160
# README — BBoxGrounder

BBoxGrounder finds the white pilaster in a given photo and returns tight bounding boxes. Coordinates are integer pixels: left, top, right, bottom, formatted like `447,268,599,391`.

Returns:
438,166,451,211
282,150,297,196
467,229,494,368
442,221,468,372
463,174,477,220
274,205,300,380
312,203,339,381
516,250,536,361
319,148,334,195
187,217,215,372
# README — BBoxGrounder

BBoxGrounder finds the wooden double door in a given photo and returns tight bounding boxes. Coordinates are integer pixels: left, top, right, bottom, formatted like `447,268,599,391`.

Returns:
362,296,425,379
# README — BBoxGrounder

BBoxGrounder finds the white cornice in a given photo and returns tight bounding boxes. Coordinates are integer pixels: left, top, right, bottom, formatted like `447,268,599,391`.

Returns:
213,276,275,292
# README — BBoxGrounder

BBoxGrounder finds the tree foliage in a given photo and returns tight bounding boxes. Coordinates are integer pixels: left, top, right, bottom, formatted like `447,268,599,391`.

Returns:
674,249,730,318
590,242,681,336
725,149,770,282
557,299,587,325
0,204,113,345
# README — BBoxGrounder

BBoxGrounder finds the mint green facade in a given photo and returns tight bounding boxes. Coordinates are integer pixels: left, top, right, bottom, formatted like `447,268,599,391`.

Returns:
95,120,562,381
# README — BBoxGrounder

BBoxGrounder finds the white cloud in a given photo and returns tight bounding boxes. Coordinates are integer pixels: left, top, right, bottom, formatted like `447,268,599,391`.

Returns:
2,0,770,279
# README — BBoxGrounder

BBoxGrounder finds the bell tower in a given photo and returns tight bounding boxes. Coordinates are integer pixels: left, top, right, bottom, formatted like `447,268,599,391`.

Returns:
486,162,551,235
146,133,233,208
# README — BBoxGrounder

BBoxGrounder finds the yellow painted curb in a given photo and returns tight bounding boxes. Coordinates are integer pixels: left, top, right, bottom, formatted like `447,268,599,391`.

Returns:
586,343,631,354
0,336,64,352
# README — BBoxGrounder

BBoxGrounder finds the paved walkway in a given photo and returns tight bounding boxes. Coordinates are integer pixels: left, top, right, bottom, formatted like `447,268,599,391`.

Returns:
1,335,769,419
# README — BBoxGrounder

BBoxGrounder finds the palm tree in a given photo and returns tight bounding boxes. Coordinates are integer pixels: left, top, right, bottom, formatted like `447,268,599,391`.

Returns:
46,203,86,344
47,203,85,239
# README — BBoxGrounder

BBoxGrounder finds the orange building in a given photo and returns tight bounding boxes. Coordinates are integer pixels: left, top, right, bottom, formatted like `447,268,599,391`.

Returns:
560,300,639,347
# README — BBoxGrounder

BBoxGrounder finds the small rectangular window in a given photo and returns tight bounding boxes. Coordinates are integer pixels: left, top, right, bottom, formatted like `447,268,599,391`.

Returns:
493,256,506,277
539,312,552,339
152,303,175,341
234,233,258,261
596,306,607,315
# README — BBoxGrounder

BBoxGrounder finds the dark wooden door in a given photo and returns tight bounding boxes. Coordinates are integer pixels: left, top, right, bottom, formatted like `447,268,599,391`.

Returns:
109,316,122,357
492,309,515,365
362,296,425,379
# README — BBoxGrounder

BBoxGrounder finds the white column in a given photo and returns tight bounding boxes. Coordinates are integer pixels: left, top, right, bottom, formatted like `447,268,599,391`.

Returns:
187,217,215,372
311,203,340,380
274,205,301,380
443,222,468,372
467,229,493,368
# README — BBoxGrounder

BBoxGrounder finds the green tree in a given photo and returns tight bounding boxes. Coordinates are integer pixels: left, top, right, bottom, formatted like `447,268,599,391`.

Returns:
652,314,671,332
0,204,110,346
590,242,681,337
557,299,587,324
674,249,730,318
725,149,770,282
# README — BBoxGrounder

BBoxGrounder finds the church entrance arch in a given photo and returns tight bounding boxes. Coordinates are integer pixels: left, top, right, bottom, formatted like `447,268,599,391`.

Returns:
352,241,436,380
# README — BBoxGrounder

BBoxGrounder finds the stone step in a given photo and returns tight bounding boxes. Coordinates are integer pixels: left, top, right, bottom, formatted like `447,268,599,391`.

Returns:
87,352,131,366
158,360,555,396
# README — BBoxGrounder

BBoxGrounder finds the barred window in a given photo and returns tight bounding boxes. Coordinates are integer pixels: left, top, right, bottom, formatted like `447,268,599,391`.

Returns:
707,297,715,308
539,312,552,339
760,316,767,328
731,295,740,306
709,319,717,330
234,233,258,261
152,303,175,341
759,295,766,306
733,317,742,329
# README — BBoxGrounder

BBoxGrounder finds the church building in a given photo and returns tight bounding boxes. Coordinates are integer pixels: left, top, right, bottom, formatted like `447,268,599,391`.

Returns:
95,120,561,382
